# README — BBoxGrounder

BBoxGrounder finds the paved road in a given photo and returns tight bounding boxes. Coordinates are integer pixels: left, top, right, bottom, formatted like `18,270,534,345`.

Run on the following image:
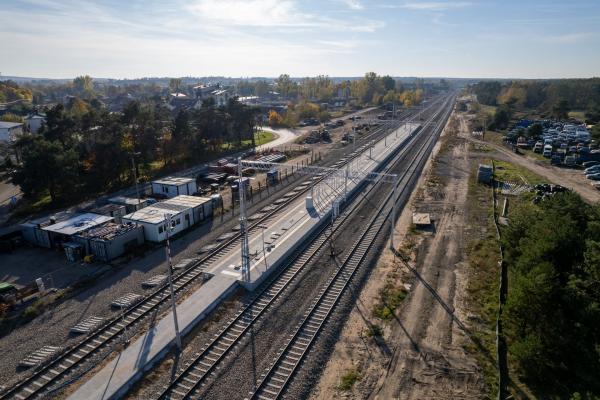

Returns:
0,177,21,226
256,127,298,151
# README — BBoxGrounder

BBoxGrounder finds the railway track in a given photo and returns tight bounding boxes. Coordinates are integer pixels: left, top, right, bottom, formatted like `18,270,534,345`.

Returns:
154,95,454,400
154,103,443,400
0,103,434,400
248,95,455,400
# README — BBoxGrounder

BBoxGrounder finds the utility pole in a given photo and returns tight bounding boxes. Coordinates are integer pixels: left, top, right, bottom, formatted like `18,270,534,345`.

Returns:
390,181,398,251
238,158,251,282
164,213,182,351
130,152,141,206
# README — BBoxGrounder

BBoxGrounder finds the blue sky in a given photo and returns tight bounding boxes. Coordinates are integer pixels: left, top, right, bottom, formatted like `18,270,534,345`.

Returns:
1,0,599,79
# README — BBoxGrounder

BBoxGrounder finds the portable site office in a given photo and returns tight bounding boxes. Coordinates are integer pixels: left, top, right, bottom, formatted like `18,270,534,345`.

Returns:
151,177,197,198
162,195,213,224
122,206,183,242
122,195,213,242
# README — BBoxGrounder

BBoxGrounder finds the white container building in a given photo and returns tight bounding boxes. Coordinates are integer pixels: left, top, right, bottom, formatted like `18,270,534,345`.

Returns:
122,195,213,242
151,177,197,198
122,205,188,242
162,195,213,224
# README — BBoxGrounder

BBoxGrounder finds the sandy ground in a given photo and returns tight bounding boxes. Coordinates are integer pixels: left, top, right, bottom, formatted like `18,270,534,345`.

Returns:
310,110,487,399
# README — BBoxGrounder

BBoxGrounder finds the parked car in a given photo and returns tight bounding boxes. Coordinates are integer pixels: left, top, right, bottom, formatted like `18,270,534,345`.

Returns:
586,173,600,180
583,161,600,168
584,166,600,174
543,144,553,158
591,182,600,190
564,155,577,167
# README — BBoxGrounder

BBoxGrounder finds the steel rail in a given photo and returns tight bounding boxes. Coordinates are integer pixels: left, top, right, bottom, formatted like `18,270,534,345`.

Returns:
153,98,447,400
0,102,438,400
248,95,455,400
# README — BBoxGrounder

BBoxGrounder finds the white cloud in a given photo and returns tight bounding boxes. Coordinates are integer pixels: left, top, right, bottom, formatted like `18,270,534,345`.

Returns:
538,32,595,44
344,0,364,10
383,2,472,11
185,0,302,27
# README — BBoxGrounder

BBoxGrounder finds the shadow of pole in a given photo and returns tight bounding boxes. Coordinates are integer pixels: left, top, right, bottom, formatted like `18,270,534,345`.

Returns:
390,247,530,399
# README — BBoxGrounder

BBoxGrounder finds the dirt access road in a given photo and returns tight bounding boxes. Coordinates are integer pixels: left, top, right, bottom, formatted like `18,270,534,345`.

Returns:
469,132,600,204
311,110,486,399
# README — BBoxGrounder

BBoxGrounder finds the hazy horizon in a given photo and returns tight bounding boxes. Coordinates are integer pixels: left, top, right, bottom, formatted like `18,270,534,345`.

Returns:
2,0,600,80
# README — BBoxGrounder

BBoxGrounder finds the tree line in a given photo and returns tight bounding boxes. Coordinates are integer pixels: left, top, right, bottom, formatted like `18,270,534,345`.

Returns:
469,79,600,132
502,193,600,398
11,97,260,204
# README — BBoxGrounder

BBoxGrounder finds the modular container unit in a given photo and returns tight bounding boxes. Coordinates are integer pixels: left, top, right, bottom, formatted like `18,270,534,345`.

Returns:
161,195,213,225
108,196,148,214
21,211,81,248
90,203,127,224
122,205,189,242
42,213,113,248
75,223,144,262
151,177,197,199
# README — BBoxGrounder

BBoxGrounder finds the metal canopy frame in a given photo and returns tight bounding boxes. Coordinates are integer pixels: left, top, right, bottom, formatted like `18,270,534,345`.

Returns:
237,150,402,282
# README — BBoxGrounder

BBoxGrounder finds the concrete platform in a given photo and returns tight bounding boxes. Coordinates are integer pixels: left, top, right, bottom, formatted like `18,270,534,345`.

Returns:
67,123,419,400
69,275,238,400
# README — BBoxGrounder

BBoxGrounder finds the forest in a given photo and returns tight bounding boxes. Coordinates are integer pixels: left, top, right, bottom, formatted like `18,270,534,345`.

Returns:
10,97,260,205
502,193,600,398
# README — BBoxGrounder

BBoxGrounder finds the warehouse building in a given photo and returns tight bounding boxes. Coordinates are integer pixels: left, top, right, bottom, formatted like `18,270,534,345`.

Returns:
74,222,144,262
151,177,197,198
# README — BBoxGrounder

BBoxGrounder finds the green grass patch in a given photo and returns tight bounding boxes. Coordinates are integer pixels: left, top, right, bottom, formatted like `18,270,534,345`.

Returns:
492,160,545,185
482,130,504,146
480,104,497,116
373,284,408,320
254,130,275,146
338,369,360,391
568,110,586,122
365,324,383,338
464,162,500,396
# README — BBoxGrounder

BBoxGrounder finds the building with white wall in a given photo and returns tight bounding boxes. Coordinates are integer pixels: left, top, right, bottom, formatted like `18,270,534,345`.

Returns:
0,122,24,143
122,205,189,242
25,114,46,134
151,177,197,198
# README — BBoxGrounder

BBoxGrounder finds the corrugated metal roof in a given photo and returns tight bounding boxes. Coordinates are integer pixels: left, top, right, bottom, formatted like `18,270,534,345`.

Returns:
152,176,195,186
43,213,112,236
